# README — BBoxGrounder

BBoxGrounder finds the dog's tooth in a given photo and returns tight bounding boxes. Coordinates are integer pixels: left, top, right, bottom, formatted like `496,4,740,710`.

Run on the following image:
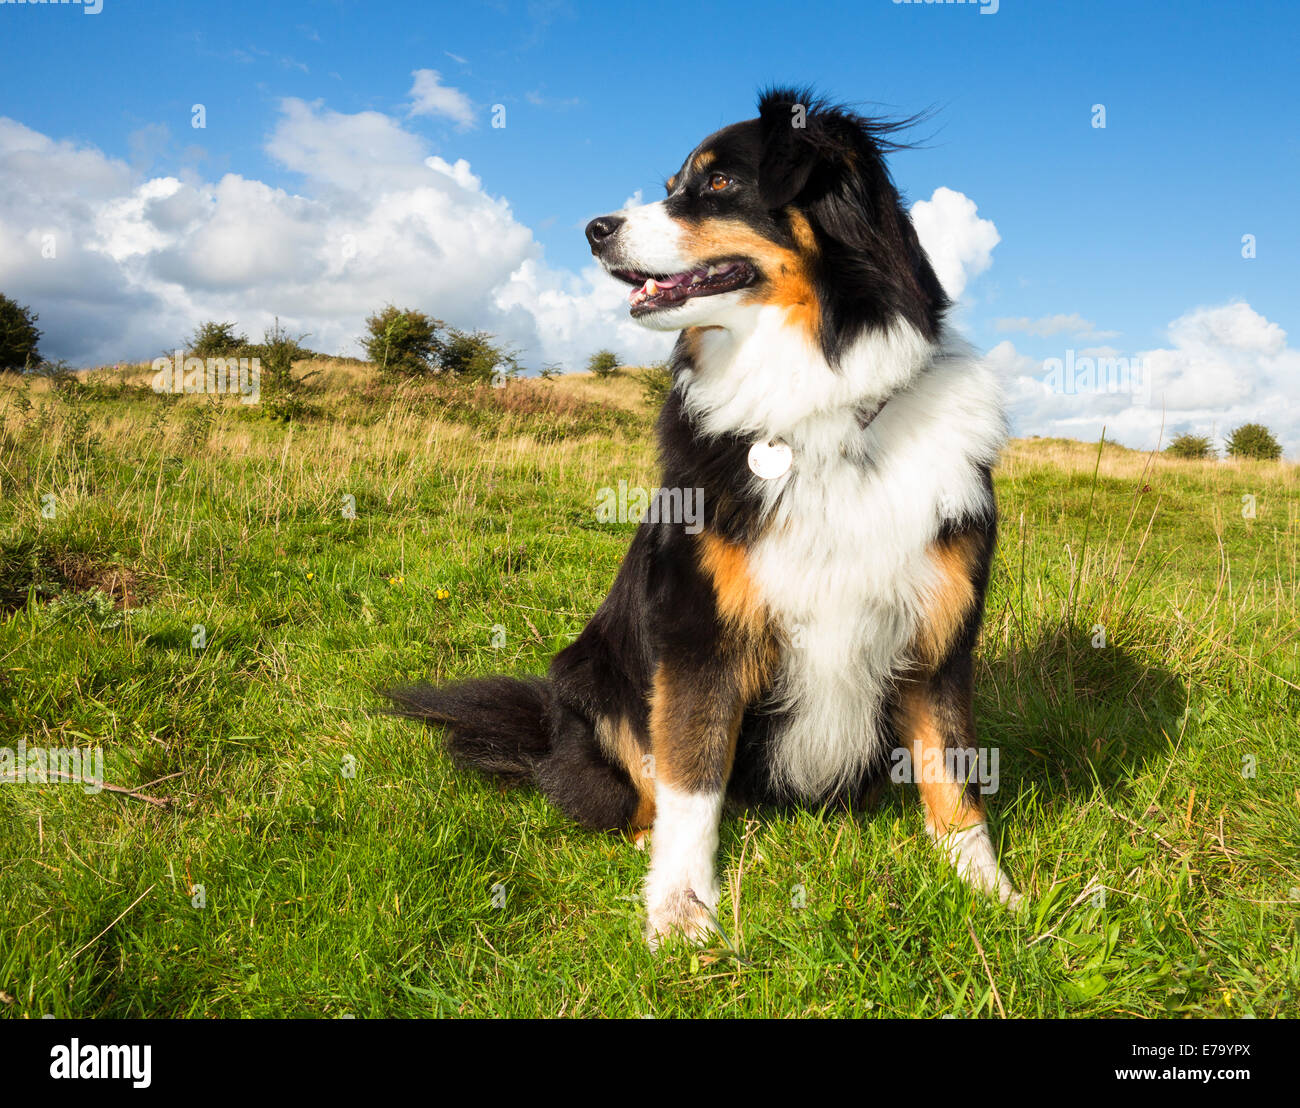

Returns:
690,273,702,284
645,278,658,295
706,265,718,277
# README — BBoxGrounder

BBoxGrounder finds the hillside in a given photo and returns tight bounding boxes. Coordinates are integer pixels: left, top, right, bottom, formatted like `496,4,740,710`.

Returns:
0,359,1296,1017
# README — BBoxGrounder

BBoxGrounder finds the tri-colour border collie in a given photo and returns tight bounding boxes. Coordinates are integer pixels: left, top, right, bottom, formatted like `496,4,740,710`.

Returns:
390,88,1021,946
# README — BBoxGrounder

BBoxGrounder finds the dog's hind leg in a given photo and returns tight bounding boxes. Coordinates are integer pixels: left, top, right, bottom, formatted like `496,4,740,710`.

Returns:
387,676,643,832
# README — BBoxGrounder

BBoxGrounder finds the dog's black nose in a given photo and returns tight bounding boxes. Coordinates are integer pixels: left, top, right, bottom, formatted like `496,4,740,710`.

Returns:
585,214,624,252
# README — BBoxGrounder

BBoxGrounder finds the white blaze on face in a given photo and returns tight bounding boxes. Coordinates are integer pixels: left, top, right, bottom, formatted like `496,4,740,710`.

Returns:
612,200,692,274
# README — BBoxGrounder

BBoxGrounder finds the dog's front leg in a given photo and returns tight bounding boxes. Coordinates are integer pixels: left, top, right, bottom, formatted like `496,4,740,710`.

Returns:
898,663,1021,909
643,660,748,948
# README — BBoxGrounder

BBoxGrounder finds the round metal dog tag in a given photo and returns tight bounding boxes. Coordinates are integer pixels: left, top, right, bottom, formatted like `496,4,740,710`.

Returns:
747,439,792,479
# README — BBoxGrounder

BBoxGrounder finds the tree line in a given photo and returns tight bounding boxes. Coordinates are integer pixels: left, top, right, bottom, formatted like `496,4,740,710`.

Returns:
0,291,1284,458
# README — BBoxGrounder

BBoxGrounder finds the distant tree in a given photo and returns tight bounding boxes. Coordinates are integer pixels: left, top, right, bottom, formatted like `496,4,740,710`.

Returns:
1165,432,1215,460
362,305,444,376
587,349,620,378
0,293,42,371
1225,423,1282,461
186,320,248,358
439,327,522,384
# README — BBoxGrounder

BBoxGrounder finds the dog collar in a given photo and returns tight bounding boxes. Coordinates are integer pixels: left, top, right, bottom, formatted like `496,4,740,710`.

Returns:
855,399,887,429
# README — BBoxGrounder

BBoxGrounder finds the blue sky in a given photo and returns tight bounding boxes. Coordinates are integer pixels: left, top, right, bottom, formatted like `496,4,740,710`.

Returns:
2,0,1298,451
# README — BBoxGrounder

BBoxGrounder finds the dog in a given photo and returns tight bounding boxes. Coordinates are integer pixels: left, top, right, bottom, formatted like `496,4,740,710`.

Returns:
390,88,1020,946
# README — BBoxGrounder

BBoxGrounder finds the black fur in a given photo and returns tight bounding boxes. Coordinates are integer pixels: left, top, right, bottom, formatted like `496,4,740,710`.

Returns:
660,87,949,359
388,676,640,830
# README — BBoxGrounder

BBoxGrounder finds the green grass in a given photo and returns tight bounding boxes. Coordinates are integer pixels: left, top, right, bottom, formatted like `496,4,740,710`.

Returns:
1,365,1297,1018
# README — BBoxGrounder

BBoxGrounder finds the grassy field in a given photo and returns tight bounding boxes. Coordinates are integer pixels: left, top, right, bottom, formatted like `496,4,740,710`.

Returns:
1,361,1297,1018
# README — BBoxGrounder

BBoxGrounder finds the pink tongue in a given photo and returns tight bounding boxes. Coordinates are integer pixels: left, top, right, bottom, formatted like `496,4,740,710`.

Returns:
642,271,693,294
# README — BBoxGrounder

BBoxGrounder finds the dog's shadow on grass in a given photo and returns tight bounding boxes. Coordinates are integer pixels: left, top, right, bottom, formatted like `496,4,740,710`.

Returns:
974,622,1188,805
818,623,1188,835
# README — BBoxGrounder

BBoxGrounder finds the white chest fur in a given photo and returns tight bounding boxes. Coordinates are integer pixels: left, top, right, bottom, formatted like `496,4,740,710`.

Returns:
682,321,1006,798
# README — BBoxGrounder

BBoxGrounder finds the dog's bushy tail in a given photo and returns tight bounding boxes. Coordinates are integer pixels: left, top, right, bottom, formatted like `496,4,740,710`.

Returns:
388,676,552,780
386,676,638,830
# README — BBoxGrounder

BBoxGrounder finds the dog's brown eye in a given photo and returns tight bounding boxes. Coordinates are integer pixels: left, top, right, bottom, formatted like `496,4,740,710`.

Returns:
708,173,732,192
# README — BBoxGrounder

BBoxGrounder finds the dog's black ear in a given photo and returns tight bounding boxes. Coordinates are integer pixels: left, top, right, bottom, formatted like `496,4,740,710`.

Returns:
757,88,820,210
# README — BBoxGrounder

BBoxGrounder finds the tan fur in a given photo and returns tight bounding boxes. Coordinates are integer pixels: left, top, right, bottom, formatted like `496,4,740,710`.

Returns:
898,683,983,836
696,531,777,704
681,325,722,365
680,217,820,339
649,665,745,790
912,530,982,669
596,715,656,829
697,531,767,634
646,533,778,792
787,209,819,255
692,149,717,173
681,325,703,364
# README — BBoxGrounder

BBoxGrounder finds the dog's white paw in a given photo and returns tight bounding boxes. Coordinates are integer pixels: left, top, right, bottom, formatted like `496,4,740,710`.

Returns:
935,823,1024,911
645,887,718,949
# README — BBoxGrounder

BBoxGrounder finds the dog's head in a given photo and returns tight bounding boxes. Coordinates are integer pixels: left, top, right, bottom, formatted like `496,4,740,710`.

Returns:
585,88,948,358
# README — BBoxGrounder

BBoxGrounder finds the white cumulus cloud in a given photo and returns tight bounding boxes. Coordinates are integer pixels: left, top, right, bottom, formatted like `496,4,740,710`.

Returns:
911,186,1000,301
989,301,1300,457
995,313,1118,341
0,102,672,370
406,70,476,129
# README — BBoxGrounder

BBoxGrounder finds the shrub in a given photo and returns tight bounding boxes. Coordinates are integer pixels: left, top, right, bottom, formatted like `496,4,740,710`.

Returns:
1165,433,1215,460
259,319,317,421
439,327,522,385
185,320,248,359
639,362,673,407
362,305,444,376
0,294,42,372
1224,423,1282,461
31,357,77,386
587,349,620,378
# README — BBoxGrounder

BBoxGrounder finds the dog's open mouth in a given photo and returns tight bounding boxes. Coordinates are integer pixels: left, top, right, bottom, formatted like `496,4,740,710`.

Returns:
612,261,757,315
